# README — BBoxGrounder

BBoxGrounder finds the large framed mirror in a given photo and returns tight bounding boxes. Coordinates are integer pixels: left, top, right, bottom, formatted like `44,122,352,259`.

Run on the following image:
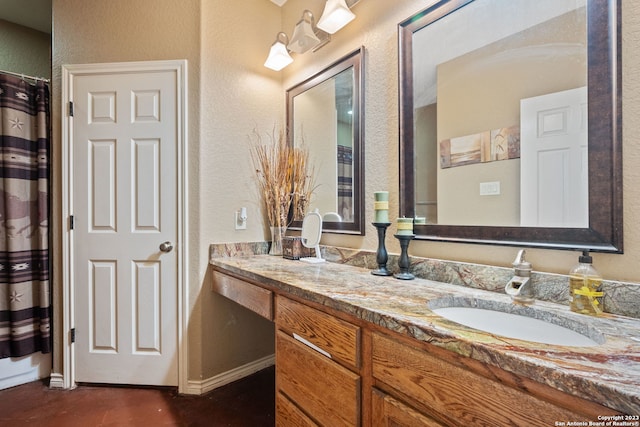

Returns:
399,0,622,252
287,47,364,235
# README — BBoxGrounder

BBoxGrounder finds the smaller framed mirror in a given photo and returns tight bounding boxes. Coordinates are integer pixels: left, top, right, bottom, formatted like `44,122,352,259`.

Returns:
287,47,365,235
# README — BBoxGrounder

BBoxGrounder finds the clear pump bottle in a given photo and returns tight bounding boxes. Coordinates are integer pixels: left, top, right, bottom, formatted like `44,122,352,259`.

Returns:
569,251,603,316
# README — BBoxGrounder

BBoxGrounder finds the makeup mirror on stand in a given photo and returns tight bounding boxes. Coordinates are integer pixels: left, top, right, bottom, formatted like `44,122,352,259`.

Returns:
300,209,325,263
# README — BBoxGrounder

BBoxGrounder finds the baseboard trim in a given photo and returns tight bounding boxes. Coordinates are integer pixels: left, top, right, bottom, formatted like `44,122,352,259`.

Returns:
0,354,52,390
183,354,275,395
48,373,66,389
0,369,43,390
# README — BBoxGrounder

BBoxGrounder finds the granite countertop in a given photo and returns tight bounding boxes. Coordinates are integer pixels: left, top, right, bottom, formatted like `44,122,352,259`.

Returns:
210,255,640,415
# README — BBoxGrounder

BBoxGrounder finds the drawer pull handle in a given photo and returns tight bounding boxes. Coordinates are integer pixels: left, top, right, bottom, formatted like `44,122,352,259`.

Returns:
293,333,332,359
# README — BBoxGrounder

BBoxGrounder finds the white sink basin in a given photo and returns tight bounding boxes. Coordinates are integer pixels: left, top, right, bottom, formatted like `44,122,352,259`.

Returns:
429,298,604,347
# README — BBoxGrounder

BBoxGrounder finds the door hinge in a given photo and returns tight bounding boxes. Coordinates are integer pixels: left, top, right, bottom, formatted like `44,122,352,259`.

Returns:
70,328,76,343
68,101,74,117
69,215,74,230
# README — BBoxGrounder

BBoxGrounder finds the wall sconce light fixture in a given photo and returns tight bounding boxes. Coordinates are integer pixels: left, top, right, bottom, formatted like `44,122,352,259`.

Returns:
317,0,356,34
288,10,329,54
264,1,358,71
264,32,294,71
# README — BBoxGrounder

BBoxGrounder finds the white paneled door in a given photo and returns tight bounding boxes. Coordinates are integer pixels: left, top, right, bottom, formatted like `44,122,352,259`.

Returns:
520,86,588,228
70,64,182,386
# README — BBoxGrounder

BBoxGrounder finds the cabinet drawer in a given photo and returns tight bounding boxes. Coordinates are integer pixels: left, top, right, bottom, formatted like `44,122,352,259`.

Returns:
276,296,360,369
277,331,360,426
276,391,318,427
211,270,273,320
372,388,444,427
372,333,587,427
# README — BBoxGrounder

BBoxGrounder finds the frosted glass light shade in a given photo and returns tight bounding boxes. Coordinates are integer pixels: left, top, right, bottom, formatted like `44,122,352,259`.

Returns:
288,17,321,54
317,0,355,34
264,33,293,71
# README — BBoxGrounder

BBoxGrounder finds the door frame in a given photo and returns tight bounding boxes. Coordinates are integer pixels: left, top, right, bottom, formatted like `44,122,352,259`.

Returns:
58,60,189,392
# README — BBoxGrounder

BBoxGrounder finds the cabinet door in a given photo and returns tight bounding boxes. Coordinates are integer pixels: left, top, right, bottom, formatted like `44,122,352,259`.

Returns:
277,391,318,427
372,389,445,427
276,331,360,426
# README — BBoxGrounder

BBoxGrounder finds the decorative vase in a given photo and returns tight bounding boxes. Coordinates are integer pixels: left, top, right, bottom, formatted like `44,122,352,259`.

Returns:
269,226,286,256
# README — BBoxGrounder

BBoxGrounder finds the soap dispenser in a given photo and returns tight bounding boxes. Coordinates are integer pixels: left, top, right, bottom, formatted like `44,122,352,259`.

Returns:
569,251,603,316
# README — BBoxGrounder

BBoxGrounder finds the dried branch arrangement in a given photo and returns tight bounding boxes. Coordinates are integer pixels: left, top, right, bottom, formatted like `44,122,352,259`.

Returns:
250,126,315,229
291,144,316,221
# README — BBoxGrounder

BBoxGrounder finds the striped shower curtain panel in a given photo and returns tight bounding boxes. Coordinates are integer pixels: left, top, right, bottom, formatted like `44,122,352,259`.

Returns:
0,74,51,358
337,144,353,222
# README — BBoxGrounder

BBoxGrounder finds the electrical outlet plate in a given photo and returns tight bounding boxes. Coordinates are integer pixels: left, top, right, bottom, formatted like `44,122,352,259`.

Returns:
235,212,247,230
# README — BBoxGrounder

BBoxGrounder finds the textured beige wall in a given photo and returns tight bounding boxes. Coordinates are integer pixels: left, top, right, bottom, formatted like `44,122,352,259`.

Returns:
0,19,50,78
198,0,280,379
281,0,640,283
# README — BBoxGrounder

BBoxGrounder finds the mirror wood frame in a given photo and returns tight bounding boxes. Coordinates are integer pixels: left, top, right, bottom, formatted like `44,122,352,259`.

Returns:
287,47,365,235
399,0,622,252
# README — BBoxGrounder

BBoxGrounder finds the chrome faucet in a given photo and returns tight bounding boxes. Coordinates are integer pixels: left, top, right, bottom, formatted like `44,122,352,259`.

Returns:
505,249,534,304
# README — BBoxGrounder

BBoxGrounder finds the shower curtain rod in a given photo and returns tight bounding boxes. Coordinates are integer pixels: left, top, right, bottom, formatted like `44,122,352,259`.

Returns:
0,69,50,83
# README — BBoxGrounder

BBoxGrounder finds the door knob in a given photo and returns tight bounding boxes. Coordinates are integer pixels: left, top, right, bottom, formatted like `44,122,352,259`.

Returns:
159,241,174,253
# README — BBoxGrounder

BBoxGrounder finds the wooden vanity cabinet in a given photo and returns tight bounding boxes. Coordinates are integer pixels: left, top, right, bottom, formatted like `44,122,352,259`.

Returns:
370,332,619,427
210,266,623,426
275,296,362,426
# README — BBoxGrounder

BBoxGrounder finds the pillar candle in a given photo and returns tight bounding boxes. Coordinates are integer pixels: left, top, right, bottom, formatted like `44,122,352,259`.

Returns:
374,191,389,223
396,217,414,235
414,216,426,226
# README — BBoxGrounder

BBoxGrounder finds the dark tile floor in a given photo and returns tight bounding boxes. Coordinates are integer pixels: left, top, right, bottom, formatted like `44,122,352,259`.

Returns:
0,366,275,427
